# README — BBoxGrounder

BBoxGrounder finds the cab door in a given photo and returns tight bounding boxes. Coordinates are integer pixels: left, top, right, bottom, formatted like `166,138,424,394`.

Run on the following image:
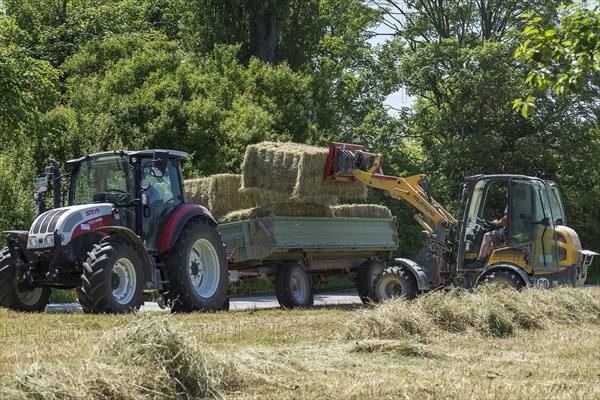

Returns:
508,178,559,272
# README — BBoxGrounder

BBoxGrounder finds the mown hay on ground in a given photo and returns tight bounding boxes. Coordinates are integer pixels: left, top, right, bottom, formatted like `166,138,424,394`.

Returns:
345,287,600,341
241,142,367,205
1,315,238,400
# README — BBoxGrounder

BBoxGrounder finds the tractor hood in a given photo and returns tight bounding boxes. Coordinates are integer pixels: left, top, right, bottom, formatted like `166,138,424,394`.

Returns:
28,204,114,250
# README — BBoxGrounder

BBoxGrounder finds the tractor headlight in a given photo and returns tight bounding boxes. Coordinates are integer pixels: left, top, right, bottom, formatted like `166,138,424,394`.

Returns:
29,237,39,248
44,234,55,246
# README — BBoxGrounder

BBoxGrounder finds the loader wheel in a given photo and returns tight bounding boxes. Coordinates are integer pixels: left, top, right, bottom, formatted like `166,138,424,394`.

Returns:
164,219,228,313
373,267,418,302
481,270,524,290
356,260,384,303
275,262,314,308
77,241,144,314
0,249,50,312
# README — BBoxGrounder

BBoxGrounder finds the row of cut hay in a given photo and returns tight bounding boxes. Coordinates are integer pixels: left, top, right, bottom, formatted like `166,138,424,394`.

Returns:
1,315,238,400
345,287,600,341
218,203,392,224
241,141,367,205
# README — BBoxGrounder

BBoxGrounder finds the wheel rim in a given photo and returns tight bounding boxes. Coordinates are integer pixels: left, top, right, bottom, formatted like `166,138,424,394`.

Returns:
382,277,404,299
17,287,44,306
290,269,309,304
189,239,220,298
112,257,137,305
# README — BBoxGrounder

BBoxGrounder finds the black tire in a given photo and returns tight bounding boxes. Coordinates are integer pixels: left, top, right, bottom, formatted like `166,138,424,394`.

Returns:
275,262,314,308
163,219,228,313
218,298,230,311
0,248,50,312
373,266,418,302
356,260,385,303
481,270,525,290
77,241,144,314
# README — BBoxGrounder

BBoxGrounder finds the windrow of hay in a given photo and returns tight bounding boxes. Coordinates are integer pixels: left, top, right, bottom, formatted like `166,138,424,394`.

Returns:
345,287,600,341
1,315,238,400
218,203,391,223
241,141,368,205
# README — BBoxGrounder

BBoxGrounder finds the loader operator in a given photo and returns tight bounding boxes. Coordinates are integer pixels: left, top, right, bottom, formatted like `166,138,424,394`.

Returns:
476,206,508,264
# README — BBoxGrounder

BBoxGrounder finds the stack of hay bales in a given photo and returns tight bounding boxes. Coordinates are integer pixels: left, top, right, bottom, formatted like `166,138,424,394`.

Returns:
241,141,367,205
185,174,268,218
185,142,391,223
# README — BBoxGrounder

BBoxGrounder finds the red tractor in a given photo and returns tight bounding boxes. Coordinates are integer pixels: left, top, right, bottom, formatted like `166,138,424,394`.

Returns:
0,150,228,313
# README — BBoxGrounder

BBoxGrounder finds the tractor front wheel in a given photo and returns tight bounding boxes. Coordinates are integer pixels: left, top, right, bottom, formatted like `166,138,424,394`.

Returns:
373,267,418,302
77,241,144,313
0,249,50,312
164,220,228,313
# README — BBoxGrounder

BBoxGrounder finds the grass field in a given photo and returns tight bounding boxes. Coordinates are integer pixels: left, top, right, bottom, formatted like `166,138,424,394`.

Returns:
1,287,600,399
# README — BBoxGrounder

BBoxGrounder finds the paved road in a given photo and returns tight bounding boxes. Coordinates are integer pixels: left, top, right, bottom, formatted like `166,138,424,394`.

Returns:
45,292,363,313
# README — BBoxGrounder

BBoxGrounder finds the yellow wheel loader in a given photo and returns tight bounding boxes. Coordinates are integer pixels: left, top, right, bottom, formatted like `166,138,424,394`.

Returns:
324,142,598,300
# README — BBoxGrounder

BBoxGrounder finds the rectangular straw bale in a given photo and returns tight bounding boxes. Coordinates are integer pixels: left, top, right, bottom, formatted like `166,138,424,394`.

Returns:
218,203,335,224
184,178,211,207
332,204,393,218
241,141,367,205
186,175,264,218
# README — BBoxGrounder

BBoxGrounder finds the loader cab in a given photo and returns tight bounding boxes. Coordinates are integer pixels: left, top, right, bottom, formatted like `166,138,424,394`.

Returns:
68,150,187,251
459,175,564,274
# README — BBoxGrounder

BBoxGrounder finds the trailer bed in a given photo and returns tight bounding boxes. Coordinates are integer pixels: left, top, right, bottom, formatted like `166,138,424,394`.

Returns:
218,215,398,267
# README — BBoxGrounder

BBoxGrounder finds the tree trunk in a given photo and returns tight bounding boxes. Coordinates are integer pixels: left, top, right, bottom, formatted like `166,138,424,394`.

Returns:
249,0,286,65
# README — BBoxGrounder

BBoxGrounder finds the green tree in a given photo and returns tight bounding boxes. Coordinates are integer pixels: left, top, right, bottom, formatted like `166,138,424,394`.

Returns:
515,2,600,115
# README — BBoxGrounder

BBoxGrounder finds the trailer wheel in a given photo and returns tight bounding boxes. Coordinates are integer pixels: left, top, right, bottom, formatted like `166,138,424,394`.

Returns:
164,219,228,313
275,262,314,308
356,260,384,303
373,267,418,302
77,241,144,314
0,249,50,312
481,270,524,290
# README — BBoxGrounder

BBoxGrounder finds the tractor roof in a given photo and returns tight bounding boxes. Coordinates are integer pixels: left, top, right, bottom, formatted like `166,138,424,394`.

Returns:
67,149,188,165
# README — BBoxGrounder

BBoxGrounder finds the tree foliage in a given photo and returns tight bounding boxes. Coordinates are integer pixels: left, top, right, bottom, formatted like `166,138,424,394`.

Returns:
515,2,600,116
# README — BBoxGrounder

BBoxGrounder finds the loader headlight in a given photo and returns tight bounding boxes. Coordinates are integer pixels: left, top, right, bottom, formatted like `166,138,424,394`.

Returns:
44,234,55,246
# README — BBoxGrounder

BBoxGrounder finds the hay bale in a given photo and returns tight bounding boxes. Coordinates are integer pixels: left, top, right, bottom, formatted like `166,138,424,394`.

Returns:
218,203,335,224
332,204,392,218
185,174,268,217
185,177,211,207
241,142,367,205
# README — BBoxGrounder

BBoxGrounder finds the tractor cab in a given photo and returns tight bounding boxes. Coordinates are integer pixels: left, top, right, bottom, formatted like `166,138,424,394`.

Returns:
458,175,593,287
67,150,186,251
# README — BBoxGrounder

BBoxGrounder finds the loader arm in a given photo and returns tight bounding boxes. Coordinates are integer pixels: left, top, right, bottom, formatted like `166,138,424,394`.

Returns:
325,142,457,233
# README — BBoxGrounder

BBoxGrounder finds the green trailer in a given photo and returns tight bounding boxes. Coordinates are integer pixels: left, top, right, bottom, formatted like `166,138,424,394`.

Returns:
217,215,398,307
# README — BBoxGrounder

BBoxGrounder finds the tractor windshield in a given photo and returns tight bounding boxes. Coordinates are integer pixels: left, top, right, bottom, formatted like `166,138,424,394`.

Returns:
70,155,135,206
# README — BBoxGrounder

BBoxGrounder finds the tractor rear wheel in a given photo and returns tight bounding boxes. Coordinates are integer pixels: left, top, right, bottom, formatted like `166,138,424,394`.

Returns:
373,267,418,302
0,249,50,312
481,270,525,290
356,260,384,303
77,241,144,313
164,219,228,313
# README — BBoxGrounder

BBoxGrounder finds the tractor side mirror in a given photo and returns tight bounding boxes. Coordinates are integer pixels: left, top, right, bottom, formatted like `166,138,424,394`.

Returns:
151,151,169,178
